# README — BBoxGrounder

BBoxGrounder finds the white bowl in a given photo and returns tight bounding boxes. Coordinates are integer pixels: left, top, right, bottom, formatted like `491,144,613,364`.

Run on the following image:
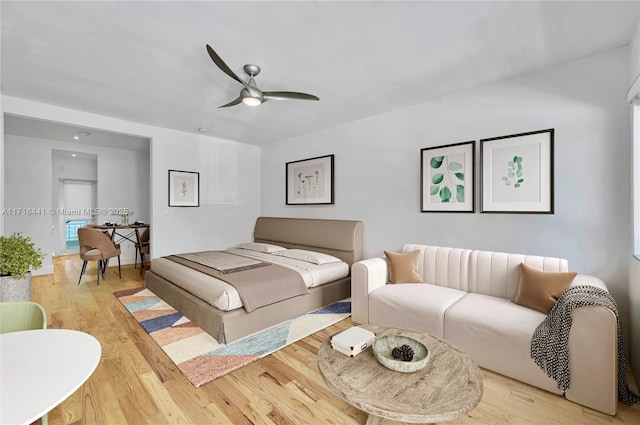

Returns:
373,335,430,373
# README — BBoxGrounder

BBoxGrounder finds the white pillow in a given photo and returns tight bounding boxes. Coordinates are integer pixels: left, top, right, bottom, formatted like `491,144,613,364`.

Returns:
273,249,342,265
232,242,287,254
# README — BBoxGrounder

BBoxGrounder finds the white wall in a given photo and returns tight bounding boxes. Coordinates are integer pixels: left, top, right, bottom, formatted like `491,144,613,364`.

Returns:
262,47,632,327
629,14,640,388
1,96,261,271
3,135,54,275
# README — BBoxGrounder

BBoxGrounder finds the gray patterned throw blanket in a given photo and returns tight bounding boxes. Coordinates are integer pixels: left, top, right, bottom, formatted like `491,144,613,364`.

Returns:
531,285,640,406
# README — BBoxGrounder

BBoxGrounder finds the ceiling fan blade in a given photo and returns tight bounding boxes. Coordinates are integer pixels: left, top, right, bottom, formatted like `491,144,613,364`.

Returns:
263,91,319,102
206,44,245,86
218,96,244,108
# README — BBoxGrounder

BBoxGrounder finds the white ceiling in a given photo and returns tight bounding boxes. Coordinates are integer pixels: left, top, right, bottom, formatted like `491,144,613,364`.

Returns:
2,1,638,147
4,114,150,152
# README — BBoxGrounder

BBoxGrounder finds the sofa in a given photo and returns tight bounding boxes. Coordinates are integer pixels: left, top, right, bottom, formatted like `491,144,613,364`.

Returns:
351,244,618,415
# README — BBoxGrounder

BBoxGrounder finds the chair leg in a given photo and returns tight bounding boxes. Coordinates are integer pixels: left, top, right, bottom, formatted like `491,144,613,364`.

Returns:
101,258,108,279
118,255,121,279
139,250,145,276
96,260,101,286
78,261,88,285
134,248,138,269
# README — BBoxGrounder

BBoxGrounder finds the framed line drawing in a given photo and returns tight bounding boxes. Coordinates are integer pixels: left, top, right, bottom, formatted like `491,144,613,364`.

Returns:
286,154,334,205
421,141,475,212
480,128,554,214
168,169,200,207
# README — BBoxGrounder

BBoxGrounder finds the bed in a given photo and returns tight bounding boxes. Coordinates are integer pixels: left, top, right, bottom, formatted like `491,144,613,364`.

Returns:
144,217,363,343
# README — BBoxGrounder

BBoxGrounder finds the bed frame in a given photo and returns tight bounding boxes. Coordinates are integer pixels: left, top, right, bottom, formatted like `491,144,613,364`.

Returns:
144,217,363,343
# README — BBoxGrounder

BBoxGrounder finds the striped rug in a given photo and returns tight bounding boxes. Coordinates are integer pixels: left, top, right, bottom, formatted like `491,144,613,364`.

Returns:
114,287,350,388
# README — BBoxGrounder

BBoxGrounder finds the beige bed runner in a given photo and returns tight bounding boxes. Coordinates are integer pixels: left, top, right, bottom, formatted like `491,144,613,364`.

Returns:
164,251,309,312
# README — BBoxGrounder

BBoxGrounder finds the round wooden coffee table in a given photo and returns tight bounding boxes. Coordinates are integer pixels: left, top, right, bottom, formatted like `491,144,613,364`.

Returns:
317,325,483,425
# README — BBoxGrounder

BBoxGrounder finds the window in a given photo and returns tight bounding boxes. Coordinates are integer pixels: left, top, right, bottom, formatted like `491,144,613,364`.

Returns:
65,220,90,251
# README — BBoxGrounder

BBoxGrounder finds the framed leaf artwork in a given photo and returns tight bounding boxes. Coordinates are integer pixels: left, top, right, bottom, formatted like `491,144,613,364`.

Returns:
420,141,475,212
480,129,554,213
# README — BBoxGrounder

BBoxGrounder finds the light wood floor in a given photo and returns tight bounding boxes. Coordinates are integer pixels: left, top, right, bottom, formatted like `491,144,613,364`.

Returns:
30,254,640,425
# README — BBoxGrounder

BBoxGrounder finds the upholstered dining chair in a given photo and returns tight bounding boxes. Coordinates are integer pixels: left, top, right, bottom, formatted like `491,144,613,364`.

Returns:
77,227,121,285
0,301,49,424
134,227,149,275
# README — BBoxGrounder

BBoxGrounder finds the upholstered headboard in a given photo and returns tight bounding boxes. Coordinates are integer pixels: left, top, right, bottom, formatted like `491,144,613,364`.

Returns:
254,217,363,266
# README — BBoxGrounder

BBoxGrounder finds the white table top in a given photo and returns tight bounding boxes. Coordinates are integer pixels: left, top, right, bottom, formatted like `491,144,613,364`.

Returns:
0,329,102,425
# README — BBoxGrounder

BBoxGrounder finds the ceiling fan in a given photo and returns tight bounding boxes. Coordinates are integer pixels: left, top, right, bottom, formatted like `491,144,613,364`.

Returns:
206,44,319,108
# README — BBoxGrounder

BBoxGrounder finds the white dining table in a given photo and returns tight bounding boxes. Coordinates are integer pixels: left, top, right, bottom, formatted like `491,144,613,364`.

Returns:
0,329,102,425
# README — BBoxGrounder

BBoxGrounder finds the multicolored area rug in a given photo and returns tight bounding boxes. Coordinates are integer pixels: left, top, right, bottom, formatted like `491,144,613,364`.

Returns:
114,287,350,388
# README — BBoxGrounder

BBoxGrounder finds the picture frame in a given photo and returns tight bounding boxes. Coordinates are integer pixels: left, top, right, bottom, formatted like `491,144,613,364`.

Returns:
421,141,475,212
168,169,200,207
286,154,334,205
480,129,554,214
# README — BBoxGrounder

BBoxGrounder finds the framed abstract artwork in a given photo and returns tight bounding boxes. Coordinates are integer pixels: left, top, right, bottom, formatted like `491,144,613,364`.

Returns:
286,154,334,205
168,169,200,207
480,129,554,214
420,141,475,212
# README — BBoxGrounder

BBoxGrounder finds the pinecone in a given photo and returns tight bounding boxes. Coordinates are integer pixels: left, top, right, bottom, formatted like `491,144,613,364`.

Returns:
391,344,414,361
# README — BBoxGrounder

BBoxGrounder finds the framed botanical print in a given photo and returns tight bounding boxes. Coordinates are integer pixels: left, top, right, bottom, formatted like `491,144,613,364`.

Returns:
168,169,200,207
480,129,554,213
286,155,334,205
421,141,475,212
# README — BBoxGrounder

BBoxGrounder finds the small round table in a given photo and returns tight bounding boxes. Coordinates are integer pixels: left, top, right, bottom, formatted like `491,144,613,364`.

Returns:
317,325,483,425
0,329,102,425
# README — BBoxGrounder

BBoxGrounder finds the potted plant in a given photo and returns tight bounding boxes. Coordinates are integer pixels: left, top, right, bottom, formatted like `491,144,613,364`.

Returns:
0,232,45,301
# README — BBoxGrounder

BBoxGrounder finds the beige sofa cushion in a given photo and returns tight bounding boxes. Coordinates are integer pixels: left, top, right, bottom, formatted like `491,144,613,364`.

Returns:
444,292,561,394
384,250,423,283
369,283,465,338
468,250,570,300
402,244,472,291
514,263,577,314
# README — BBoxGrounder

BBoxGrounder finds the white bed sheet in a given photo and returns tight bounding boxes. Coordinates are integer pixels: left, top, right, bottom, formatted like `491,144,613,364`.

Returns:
150,249,349,312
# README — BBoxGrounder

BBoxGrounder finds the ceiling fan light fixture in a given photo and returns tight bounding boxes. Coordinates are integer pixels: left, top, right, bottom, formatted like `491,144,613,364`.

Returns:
242,96,262,106
206,44,318,108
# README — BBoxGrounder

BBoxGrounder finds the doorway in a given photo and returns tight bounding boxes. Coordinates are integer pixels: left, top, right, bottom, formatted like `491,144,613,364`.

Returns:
61,179,96,253
3,115,151,272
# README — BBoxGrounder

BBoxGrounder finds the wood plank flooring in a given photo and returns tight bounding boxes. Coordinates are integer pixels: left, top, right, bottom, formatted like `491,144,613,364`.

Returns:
29,254,640,424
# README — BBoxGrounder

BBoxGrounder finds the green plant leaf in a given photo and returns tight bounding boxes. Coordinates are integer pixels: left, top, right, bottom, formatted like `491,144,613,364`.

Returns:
448,162,463,171
456,185,465,202
430,185,439,196
432,173,444,184
454,172,464,181
430,156,444,169
440,186,451,202
0,232,44,278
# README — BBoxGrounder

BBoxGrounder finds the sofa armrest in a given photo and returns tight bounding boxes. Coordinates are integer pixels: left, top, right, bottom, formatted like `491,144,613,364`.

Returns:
571,274,608,291
351,257,388,324
564,275,618,415
566,303,618,415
